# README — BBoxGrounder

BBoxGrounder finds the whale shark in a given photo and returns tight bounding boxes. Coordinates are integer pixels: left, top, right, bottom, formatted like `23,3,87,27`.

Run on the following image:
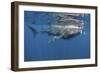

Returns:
41,18,84,43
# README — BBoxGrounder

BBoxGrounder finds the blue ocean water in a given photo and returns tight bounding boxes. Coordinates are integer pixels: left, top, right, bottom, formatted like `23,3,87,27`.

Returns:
24,11,90,61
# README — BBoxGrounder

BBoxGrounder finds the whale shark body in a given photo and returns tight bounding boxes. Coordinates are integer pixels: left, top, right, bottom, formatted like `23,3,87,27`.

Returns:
42,18,84,43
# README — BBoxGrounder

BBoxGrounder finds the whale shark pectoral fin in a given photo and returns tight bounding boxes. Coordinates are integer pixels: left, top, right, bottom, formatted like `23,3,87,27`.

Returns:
48,35,62,43
48,36,57,43
54,36,62,39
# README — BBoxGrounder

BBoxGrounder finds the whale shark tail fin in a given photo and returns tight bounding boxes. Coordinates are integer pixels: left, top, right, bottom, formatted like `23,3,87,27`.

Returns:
27,24,37,37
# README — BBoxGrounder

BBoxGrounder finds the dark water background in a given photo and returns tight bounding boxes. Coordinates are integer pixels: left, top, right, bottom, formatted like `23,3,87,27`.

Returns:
24,11,90,61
